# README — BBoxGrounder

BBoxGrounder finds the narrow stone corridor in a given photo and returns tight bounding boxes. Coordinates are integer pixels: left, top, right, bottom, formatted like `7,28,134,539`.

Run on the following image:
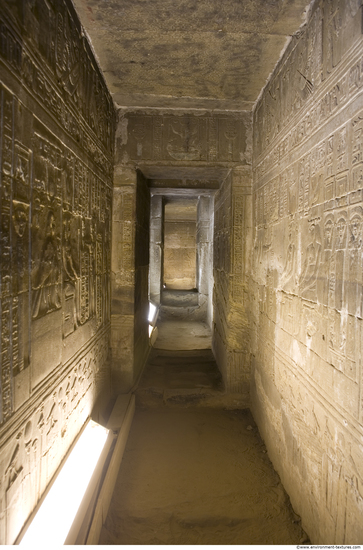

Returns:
2,0,363,544
99,317,309,545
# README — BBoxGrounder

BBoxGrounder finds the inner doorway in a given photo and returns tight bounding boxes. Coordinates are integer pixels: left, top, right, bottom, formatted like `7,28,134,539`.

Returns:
163,197,198,290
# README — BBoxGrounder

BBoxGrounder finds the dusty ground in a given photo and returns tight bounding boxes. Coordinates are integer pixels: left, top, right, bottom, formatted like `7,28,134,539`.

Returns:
99,317,309,545
100,407,308,545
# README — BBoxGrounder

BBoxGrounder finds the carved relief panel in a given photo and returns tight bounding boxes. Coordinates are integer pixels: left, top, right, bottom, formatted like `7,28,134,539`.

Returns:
323,0,362,81
122,113,249,164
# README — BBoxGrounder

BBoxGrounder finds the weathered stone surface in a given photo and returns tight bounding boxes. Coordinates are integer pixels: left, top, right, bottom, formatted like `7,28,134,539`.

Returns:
212,167,252,397
134,171,151,383
73,0,310,110
149,195,164,305
252,0,363,544
118,112,251,166
111,169,150,393
0,0,115,543
164,200,197,290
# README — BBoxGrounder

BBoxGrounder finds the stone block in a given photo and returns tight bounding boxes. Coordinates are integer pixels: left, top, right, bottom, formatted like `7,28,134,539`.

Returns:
150,195,163,219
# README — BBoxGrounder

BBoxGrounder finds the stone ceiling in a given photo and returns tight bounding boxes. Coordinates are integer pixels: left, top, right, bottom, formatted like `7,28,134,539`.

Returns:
73,0,311,111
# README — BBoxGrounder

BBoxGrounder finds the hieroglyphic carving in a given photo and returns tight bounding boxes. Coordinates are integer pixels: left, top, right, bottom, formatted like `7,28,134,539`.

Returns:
346,207,363,317
32,132,62,202
0,329,109,543
0,7,115,158
298,155,311,214
96,235,103,327
310,140,325,207
232,192,244,300
31,207,62,319
0,87,14,422
6,139,32,378
316,214,334,305
307,5,323,89
123,113,249,164
12,200,30,375
79,219,92,324
323,0,344,78
325,134,335,202
165,116,206,161
351,111,363,207
252,1,363,543
5,431,24,545
333,212,347,310
254,2,362,164
280,219,297,293
208,117,218,161
152,116,163,160
0,0,114,543
62,212,80,338
221,118,239,161
336,125,348,176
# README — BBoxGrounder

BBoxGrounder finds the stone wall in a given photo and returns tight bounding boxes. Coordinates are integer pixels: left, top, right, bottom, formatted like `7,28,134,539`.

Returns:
0,1,115,543
251,0,363,543
164,199,197,290
111,163,150,393
213,167,252,398
134,170,150,383
197,195,214,327
149,195,164,305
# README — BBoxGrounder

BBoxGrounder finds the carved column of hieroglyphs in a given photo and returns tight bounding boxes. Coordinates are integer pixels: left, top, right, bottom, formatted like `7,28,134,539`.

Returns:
1,87,14,423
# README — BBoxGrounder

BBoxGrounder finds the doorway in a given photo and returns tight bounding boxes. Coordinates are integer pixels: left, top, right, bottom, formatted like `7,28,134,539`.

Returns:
163,197,198,291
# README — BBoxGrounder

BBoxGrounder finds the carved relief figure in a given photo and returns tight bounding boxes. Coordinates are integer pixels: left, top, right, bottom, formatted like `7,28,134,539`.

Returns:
12,201,30,294
166,118,201,160
32,210,61,318
14,146,30,203
5,433,23,491
300,218,322,301
335,215,347,250
347,208,363,317
12,203,28,239
333,214,347,311
325,0,343,75
63,214,79,283
280,219,297,292
317,215,334,305
224,120,238,160
5,432,25,545
62,213,80,336
133,121,146,157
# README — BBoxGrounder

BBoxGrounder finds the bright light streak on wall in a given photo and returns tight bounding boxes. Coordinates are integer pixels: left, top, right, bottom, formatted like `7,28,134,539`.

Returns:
20,420,109,546
148,302,157,323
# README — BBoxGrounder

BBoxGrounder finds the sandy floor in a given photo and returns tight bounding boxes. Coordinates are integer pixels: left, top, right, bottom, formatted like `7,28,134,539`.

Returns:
99,318,309,545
